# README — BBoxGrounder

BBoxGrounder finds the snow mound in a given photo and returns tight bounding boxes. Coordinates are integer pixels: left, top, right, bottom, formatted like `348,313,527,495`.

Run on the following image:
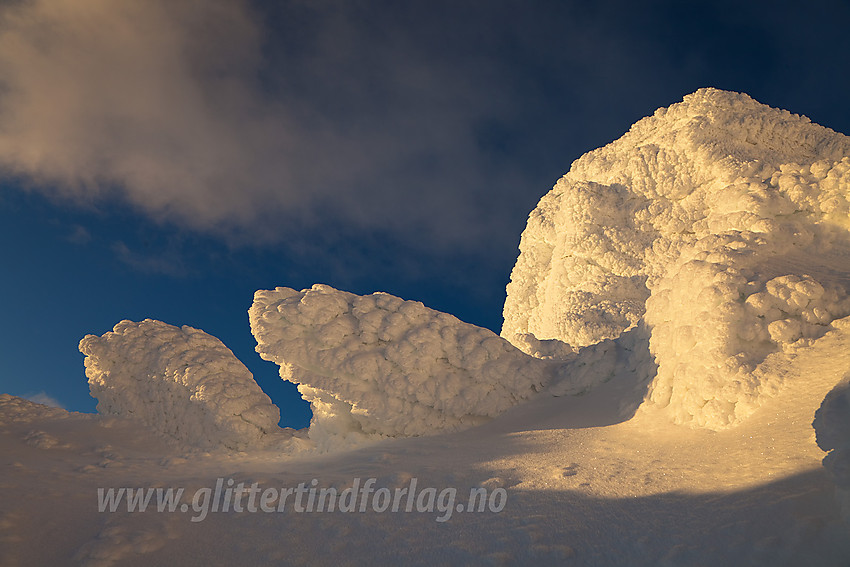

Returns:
548,322,656,410
503,88,850,429
79,319,286,451
814,375,850,525
814,376,850,488
250,284,554,448
0,393,72,426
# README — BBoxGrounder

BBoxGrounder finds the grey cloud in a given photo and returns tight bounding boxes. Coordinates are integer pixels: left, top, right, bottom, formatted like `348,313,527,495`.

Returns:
0,0,299,232
2,0,797,259
0,0,533,252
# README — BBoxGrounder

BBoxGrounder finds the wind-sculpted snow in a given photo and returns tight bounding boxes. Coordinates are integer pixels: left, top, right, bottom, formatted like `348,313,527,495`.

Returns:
814,377,850,487
250,284,555,448
74,89,850,445
503,88,850,429
0,394,74,427
80,319,287,451
814,376,850,524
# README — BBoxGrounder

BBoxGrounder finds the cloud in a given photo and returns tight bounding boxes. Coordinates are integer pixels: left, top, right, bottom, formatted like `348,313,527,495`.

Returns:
0,0,532,252
4,0,825,261
23,391,65,409
111,240,190,277
0,0,285,230
67,225,92,245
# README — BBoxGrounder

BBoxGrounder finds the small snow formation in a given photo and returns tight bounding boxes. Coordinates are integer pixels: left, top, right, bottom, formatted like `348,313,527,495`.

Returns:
80,319,285,451
814,376,850,488
503,88,850,429
814,375,850,524
0,393,71,425
547,323,656,409
250,284,554,447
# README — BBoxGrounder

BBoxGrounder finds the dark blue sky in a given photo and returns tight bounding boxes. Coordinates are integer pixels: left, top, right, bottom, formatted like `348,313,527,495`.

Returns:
2,0,849,429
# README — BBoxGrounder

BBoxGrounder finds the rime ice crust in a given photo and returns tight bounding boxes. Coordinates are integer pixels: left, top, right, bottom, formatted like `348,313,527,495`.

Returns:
503,88,850,429
249,284,554,446
80,319,286,451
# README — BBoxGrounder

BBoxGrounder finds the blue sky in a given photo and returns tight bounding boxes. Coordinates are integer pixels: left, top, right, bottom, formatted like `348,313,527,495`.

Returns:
2,0,849,429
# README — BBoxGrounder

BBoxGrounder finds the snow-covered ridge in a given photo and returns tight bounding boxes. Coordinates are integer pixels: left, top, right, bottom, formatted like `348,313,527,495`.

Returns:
80,319,290,451
503,88,850,429
249,284,554,449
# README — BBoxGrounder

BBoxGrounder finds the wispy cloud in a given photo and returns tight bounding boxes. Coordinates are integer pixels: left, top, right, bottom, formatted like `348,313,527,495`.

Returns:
67,225,92,245
111,240,189,277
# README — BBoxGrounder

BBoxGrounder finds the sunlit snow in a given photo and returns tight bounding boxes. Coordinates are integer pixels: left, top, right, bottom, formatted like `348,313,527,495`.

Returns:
3,89,850,566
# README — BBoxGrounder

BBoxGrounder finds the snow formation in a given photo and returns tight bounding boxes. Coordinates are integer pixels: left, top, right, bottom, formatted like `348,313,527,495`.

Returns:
814,375,850,522
8,88,850,565
503,88,850,429
815,375,850,488
249,284,554,448
74,89,850,449
80,319,287,451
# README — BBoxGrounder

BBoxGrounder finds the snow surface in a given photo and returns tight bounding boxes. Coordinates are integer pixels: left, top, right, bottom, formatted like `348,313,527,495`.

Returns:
2,315,849,565
503,88,850,430
80,319,294,451
3,88,850,566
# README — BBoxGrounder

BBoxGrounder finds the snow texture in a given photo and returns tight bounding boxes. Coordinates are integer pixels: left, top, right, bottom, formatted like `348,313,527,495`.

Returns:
547,322,656,415
250,284,554,448
80,319,286,451
503,88,850,429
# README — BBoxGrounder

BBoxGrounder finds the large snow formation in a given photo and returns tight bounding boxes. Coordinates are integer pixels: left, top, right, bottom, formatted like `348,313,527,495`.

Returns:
503,88,850,429
76,88,850,448
250,284,554,448
80,319,287,451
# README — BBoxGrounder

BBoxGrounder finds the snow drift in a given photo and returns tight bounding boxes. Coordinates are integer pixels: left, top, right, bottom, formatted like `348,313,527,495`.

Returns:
503,88,850,429
249,284,554,448
80,319,288,451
